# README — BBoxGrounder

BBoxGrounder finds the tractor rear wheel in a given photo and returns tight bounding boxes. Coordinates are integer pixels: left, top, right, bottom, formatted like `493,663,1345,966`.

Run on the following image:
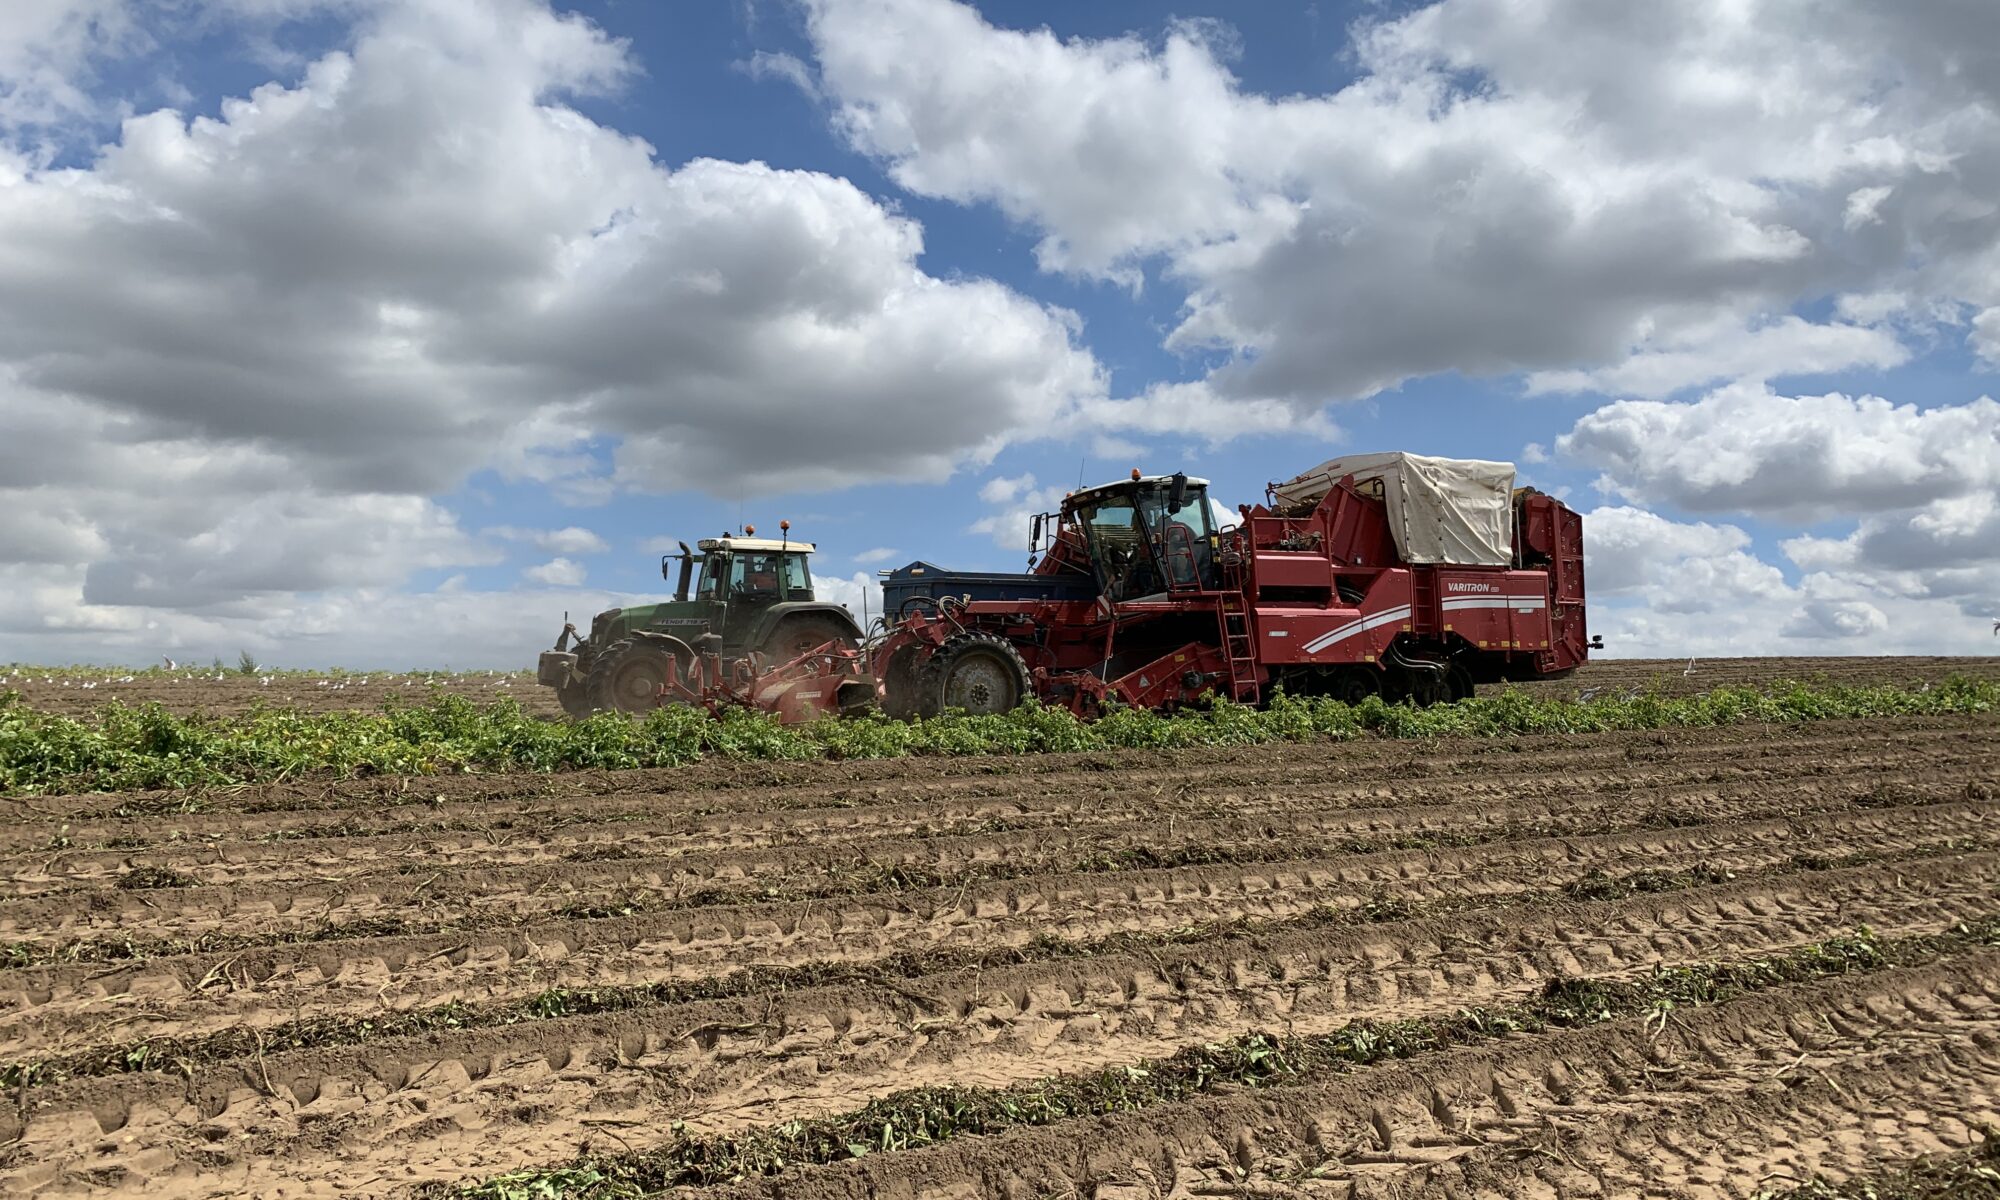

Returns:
584,637,682,715
759,613,860,663
917,632,1031,717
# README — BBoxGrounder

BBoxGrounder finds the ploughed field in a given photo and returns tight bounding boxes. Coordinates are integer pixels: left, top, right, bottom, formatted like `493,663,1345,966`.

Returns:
4,699,2000,1199
7,656,2000,718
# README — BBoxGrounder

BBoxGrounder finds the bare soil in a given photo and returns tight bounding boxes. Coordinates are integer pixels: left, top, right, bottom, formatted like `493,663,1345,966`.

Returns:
1,697,1997,1197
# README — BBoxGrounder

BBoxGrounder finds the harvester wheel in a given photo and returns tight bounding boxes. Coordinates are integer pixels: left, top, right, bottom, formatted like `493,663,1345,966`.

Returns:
760,613,860,662
584,637,683,715
917,632,1031,717
1446,662,1476,703
1334,666,1380,705
879,647,924,720
556,680,595,719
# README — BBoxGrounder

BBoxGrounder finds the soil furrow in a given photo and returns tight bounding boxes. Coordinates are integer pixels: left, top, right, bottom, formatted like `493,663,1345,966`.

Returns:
4,803,1990,1057
6,856,1994,1197
665,948,2000,1200
10,770,1991,950
9,728,1995,891
6,719,1987,861
8,713,1988,834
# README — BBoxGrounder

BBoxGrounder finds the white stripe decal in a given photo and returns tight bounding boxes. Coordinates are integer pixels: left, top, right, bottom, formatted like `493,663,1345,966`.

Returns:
1302,605,1411,654
1441,596,1547,611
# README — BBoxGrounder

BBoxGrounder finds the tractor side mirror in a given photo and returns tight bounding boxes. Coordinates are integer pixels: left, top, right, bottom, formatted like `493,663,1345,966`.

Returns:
1030,512,1045,550
1168,471,1188,514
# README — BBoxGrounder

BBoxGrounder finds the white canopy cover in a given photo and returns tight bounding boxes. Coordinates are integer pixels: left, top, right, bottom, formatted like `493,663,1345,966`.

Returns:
1272,452,1516,567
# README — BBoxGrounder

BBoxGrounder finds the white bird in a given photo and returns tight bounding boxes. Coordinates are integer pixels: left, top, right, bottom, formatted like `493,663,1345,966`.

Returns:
1683,656,1698,677
162,656,177,670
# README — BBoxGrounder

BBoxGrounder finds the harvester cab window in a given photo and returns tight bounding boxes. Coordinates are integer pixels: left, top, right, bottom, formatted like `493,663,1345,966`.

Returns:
1076,491,1160,602
1142,483,1217,591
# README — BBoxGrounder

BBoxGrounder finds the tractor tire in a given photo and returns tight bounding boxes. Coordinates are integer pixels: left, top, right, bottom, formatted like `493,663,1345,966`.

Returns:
584,637,682,715
917,632,1031,717
759,613,860,663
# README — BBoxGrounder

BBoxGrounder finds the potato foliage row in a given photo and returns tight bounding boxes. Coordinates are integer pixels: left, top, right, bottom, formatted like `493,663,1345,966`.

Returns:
1,678,1994,795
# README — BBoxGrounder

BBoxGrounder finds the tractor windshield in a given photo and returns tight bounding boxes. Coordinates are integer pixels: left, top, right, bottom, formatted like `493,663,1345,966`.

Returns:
697,551,812,602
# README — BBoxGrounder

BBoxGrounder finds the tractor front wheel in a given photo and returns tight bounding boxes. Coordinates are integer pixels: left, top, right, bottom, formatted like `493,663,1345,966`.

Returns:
917,632,1031,717
584,638,682,714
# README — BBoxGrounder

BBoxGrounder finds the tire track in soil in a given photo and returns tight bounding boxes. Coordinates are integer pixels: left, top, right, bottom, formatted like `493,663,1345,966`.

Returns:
6,855,1997,1198
8,758,1993,949
8,723,1990,887
5,801,1992,1056
686,949,2000,1200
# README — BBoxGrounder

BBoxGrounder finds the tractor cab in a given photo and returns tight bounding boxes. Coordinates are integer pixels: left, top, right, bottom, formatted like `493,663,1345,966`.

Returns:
1063,471,1221,601
685,538,816,604
664,535,818,646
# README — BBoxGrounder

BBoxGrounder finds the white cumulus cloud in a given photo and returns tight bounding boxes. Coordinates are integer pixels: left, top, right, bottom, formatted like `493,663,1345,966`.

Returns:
803,0,2000,419
0,0,1109,664
522,557,586,587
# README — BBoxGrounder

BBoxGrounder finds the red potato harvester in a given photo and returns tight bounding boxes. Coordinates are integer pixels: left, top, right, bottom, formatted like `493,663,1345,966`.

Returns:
632,454,1595,722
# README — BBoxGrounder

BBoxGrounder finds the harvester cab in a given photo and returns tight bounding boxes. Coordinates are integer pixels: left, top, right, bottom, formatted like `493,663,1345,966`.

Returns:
1061,471,1223,601
536,523,863,717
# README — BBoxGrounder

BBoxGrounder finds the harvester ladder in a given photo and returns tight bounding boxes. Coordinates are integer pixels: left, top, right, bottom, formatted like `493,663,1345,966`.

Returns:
1410,570,1438,634
1217,594,1262,705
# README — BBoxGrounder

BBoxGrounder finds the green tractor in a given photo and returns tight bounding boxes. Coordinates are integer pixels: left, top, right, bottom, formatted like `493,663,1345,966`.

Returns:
537,530,863,716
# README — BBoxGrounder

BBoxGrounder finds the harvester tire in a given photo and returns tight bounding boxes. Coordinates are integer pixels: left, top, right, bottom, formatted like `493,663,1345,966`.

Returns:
917,632,1031,718
879,647,924,721
556,679,596,719
1446,661,1476,703
1334,666,1380,705
584,637,682,715
760,613,860,662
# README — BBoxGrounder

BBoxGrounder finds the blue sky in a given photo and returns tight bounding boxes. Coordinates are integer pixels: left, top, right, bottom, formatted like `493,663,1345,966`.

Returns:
0,0,1995,665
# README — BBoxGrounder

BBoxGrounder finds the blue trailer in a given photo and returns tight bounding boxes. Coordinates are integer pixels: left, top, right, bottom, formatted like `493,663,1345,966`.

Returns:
878,561,1097,619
